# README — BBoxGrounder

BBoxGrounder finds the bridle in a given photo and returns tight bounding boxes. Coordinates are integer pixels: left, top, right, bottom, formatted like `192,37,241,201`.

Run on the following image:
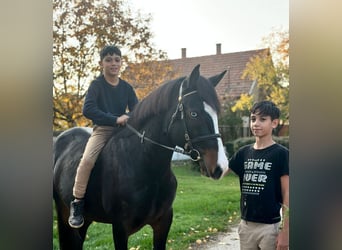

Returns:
126,79,221,161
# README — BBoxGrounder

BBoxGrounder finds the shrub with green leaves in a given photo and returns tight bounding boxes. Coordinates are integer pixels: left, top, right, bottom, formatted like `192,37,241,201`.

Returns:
226,136,289,157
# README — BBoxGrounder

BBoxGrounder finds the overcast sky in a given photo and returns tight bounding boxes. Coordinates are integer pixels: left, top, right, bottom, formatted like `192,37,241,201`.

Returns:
129,0,289,59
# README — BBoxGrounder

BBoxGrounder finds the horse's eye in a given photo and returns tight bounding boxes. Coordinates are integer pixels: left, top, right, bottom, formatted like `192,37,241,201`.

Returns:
190,111,198,117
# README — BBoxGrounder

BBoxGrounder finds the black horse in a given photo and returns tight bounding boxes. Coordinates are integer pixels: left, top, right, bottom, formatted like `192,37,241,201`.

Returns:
53,65,229,250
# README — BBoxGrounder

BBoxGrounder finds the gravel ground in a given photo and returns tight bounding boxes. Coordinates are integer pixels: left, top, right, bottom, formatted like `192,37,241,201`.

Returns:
189,225,240,250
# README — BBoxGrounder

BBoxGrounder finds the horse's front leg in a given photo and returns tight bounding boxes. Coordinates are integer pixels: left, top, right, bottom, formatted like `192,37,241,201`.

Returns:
112,223,129,250
151,208,173,250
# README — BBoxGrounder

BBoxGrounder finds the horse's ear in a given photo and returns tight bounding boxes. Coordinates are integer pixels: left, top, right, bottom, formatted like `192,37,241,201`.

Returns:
208,70,227,87
189,64,200,82
184,64,200,90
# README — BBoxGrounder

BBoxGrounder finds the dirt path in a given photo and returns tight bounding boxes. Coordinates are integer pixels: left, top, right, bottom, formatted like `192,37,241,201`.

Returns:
189,225,240,250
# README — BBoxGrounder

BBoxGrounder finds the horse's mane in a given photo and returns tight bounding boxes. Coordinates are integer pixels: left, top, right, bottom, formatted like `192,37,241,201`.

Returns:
130,75,220,126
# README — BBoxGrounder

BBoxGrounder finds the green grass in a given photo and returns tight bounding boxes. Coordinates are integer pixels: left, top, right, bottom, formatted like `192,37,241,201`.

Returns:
53,162,240,249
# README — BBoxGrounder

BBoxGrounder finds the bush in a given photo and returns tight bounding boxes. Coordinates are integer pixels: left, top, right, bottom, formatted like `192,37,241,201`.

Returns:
273,136,289,148
226,136,289,157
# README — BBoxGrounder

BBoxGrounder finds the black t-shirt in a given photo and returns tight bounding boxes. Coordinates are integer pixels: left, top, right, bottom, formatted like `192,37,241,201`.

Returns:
229,143,289,224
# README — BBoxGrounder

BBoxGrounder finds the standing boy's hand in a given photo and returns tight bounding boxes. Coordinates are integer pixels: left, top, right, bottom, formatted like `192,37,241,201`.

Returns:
276,228,289,249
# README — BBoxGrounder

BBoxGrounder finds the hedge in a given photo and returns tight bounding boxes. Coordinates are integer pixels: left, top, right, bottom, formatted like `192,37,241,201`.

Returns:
225,136,289,157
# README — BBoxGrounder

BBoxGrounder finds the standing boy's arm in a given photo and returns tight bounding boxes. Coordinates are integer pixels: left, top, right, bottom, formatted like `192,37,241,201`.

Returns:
224,168,232,176
225,154,238,176
277,175,289,249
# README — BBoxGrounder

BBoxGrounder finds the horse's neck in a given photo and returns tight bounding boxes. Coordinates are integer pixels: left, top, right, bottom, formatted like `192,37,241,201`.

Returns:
131,115,174,161
131,113,169,140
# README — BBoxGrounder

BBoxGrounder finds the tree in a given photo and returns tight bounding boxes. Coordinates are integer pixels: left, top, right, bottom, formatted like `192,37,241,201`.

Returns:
231,93,253,115
231,29,289,135
261,29,289,88
219,101,244,142
53,0,173,130
242,49,279,101
121,57,180,101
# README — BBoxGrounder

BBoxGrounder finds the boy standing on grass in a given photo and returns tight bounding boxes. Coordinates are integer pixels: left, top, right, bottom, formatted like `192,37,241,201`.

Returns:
228,100,289,250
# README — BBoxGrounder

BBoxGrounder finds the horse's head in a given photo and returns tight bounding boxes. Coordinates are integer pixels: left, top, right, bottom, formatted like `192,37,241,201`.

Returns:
167,65,229,179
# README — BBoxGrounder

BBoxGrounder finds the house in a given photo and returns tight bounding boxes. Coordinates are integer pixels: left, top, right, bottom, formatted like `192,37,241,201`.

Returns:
168,44,269,105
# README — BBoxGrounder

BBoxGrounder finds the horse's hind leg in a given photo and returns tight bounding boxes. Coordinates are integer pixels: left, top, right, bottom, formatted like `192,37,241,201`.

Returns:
55,200,86,250
151,208,173,250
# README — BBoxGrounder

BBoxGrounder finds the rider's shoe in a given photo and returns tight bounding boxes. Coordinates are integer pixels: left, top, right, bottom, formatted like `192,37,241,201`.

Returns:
68,199,84,228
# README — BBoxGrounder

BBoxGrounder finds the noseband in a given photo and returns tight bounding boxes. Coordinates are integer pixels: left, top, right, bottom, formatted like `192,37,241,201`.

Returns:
126,79,221,161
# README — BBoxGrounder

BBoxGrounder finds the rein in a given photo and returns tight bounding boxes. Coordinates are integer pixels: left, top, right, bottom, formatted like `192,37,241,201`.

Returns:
126,79,221,161
125,123,188,156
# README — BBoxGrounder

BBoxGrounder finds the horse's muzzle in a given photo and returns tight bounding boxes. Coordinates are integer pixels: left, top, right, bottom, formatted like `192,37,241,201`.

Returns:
197,145,229,179
212,165,223,179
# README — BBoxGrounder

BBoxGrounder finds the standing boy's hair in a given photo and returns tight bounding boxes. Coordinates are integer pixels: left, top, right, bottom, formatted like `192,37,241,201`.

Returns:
250,100,280,120
100,45,122,60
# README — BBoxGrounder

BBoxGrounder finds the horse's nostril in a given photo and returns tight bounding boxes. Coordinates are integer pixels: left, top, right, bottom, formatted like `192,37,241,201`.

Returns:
212,166,223,179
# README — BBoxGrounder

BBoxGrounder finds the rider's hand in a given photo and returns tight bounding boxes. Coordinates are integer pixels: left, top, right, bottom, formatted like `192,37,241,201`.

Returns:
116,114,129,126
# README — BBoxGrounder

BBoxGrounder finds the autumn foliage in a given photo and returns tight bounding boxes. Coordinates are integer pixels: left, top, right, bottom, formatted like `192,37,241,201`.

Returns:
231,29,289,132
53,0,176,130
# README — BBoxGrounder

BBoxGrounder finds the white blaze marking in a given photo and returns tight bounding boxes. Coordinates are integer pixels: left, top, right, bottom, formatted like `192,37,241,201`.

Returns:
204,102,229,174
